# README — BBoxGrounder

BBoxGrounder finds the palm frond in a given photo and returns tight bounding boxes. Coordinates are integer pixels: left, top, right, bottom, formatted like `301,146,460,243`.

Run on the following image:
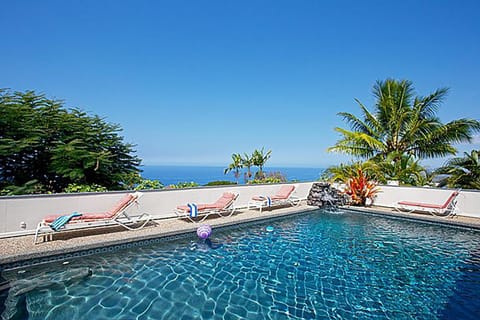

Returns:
354,99,383,137
337,111,374,135
414,88,449,118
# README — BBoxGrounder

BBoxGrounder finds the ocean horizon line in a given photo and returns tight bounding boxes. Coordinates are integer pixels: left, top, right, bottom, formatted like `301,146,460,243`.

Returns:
140,164,327,169
141,165,325,186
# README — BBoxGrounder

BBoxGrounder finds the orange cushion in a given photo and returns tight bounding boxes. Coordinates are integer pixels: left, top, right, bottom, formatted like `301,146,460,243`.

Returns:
397,201,444,209
106,194,135,216
43,193,135,223
274,185,295,199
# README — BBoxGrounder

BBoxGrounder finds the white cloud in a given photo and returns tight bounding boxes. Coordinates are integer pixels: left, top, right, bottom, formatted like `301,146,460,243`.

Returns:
454,134,480,147
472,134,480,145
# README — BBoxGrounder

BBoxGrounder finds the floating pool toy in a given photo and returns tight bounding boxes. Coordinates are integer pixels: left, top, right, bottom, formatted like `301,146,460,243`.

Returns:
197,224,212,239
266,226,274,232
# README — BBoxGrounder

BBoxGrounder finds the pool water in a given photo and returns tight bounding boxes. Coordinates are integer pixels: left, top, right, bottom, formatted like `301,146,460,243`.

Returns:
1,209,480,319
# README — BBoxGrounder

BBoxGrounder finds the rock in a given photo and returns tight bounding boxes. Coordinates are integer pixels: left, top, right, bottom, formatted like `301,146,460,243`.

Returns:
307,182,348,207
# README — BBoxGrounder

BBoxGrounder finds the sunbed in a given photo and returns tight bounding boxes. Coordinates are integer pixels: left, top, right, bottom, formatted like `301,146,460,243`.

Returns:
34,191,151,244
175,192,239,222
248,185,303,213
394,190,460,217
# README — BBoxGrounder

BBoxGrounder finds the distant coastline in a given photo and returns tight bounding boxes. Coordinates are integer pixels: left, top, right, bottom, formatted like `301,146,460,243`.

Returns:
141,165,324,186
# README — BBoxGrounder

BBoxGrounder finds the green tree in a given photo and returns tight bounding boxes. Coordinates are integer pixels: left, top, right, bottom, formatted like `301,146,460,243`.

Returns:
328,79,480,162
224,153,243,183
252,147,272,179
0,89,141,194
241,152,254,183
436,150,480,190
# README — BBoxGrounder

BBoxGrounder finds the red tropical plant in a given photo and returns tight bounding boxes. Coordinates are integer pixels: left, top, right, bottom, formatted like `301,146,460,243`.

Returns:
345,168,379,206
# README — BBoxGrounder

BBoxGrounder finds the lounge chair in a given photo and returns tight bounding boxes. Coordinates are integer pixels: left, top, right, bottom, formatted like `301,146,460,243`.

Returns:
175,192,239,222
34,191,151,244
394,190,460,217
248,185,303,213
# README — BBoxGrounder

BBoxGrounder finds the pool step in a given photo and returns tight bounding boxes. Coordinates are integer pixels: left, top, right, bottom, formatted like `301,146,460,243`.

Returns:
0,280,10,292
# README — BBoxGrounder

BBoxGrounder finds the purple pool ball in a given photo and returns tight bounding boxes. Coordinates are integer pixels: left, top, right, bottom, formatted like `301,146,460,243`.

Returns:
197,224,212,239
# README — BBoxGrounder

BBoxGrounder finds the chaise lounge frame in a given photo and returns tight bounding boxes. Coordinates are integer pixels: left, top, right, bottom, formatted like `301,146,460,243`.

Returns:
34,191,152,244
175,192,239,223
394,190,460,218
247,185,304,213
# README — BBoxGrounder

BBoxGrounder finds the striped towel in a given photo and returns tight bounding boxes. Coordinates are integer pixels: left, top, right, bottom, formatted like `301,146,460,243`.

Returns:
50,212,83,231
188,203,198,217
260,196,272,207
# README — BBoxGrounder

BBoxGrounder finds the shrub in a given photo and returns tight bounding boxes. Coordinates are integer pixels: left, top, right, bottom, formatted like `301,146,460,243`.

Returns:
134,179,164,190
249,172,287,184
64,183,108,193
204,180,237,186
0,180,46,196
166,181,199,189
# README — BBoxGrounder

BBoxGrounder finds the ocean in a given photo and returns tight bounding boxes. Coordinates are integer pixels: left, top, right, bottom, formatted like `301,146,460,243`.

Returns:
140,165,324,186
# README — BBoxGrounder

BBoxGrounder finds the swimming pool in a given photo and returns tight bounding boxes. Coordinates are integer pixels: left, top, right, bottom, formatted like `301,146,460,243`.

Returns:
1,208,479,319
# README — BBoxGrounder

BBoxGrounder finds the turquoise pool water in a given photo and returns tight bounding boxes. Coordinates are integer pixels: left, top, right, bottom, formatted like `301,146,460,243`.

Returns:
1,209,480,319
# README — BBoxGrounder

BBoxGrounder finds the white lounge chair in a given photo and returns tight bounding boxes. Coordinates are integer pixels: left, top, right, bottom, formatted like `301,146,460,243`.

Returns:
248,185,303,213
394,190,460,217
34,191,151,244
175,192,239,223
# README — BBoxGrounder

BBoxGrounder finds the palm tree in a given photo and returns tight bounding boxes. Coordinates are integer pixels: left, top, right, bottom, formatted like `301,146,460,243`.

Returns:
436,150,480,189
224,153,243,184
323,153,435,186
374,152,434,186
323,160,384,183
328,79,480,162
252,147,272,179
241,153,254,183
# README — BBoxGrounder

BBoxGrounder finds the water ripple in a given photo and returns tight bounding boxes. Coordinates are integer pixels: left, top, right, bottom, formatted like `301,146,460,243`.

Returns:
2,209,480,319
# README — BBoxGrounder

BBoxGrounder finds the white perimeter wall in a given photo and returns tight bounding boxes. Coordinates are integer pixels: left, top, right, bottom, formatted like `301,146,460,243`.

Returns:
0,183,313,238
1,183,479,238
374,186,480,218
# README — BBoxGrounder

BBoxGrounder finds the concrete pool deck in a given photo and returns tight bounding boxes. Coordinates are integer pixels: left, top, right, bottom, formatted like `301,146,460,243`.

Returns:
1,204,480,268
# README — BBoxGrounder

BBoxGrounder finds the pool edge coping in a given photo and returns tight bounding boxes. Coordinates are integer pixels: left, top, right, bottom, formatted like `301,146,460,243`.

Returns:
0,206,318,270
2,205,480,271
346,206,480,231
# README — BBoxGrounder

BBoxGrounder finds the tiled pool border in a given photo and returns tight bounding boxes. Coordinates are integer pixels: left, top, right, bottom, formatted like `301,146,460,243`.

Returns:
2,206,480,272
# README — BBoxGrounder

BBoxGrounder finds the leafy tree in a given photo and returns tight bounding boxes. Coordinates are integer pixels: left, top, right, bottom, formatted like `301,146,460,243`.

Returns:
436,150,480,190
224,153,243,183
328,79,480,162
0,89,141,194
252,147,272,179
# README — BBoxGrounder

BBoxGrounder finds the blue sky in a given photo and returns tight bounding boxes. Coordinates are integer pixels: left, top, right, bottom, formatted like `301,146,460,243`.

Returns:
2,1,479,168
